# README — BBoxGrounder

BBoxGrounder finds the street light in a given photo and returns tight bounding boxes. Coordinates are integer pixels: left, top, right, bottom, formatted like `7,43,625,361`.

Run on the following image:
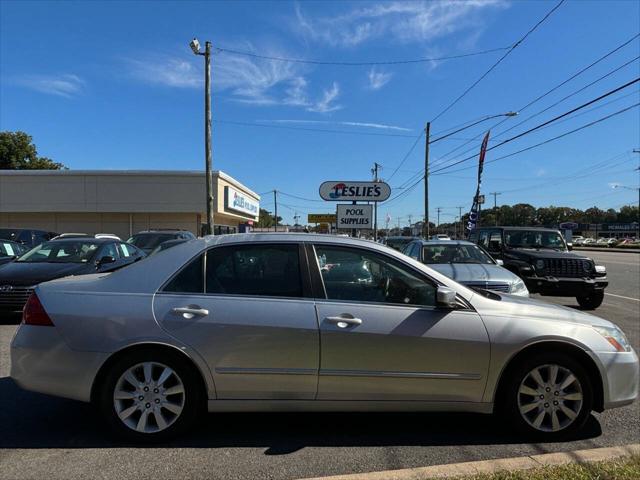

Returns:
190,37,214,236
423,111,517,238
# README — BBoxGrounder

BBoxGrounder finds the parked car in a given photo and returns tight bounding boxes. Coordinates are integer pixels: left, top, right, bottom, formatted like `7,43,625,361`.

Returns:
430,234,451,241
149,238,190,256
127,230,196,255
383,236,420,251
572,236,585,245
596,238,609,245
606,238,619,247
402,240,528,296
53,233,122,241
10,234,638,442
583,238,596,245
0,228,58,248
469,227,608,309
0,238,145,313
0,240,28,266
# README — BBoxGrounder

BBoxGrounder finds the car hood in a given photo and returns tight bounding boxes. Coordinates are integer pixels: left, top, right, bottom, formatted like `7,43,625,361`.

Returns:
472,291,613,328
0,262,89,286
506,248,590,260
428,263,519,284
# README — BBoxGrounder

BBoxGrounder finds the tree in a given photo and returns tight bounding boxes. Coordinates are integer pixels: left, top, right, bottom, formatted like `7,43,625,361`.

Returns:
256,208,282,228
0,131,65,170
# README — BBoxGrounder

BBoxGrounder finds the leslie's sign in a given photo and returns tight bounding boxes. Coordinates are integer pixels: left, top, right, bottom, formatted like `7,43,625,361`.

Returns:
319,181,391,202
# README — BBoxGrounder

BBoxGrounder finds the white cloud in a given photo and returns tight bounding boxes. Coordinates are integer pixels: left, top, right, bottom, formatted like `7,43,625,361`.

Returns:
126,57,201,88
13,74,85,98
264,119,412,131
367,67,393,90
536,168,546,177
307,82,341,113
294,0,507,48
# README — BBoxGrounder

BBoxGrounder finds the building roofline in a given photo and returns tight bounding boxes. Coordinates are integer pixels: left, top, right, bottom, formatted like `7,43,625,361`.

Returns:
0,169,260,199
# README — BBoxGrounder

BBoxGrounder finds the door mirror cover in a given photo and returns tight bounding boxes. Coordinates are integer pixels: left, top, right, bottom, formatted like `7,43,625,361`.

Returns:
567,243,573,251
495,259,504,266
436,286,457,307
97,255,116,266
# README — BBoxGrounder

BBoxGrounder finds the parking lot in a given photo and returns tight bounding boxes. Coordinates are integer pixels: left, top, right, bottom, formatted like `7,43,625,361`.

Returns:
0,249,637,480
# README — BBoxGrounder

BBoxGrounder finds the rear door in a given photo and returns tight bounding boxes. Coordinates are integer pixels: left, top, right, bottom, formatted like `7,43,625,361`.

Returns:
310,243,489,402
153,242,320,400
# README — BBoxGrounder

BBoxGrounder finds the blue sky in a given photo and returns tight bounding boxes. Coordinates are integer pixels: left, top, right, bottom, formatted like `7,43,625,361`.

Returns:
1,0,639,226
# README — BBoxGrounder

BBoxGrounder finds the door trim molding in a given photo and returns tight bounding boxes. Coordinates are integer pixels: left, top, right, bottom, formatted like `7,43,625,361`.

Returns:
215,367,317,376
319,369,482,380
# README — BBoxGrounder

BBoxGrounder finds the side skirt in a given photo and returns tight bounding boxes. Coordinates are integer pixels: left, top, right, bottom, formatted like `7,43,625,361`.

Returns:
207,400,494,413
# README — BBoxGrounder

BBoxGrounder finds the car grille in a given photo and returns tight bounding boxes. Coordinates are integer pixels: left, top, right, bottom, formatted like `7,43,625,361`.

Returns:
0,285,34,311
543,259,591,278
464,282,511,293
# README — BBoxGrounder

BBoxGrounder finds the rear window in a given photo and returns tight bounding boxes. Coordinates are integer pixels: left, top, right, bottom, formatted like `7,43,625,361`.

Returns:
128,234,177,250
0,229,20,241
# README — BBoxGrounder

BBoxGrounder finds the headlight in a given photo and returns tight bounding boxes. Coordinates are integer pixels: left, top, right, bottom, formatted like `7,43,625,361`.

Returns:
535,259,545,270
593,326,631,352
595,265,606,274
511,279,529,296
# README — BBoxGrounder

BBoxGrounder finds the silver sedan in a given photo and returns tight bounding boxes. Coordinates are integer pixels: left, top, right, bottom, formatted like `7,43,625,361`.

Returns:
10,233,639,441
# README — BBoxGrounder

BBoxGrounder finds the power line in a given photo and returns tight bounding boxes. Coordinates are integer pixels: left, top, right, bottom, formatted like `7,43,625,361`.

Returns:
430,77,640,174
429,32,640,167
215,120,416,138
277,191,325,203
431,102,640,176
214,45,511,67
387,131,425,181
431,0,566,122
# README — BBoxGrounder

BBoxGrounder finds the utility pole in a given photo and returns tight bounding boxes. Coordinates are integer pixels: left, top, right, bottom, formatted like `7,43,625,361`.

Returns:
490,192,502,226
436,207,442,234
273,190,278,232
190,38,214,236
457,206,464,239
423,122,430,239
372,162,382,241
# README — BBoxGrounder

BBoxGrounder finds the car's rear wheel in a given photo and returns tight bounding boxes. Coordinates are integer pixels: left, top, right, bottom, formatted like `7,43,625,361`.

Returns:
576,291,604,310
98,349,203,442
504,352,593,439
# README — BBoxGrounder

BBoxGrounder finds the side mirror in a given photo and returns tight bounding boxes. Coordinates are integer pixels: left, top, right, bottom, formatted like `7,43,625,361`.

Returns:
97,255,116,267
436,286,457,308
567,243,573,251
495,259,504,266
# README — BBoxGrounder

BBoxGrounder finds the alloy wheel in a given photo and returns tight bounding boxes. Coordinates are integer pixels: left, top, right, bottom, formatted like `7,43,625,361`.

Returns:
113,362,186,433
517,363,583,433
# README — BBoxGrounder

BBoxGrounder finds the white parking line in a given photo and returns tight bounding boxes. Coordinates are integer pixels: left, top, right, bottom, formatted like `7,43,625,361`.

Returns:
605,292,640,302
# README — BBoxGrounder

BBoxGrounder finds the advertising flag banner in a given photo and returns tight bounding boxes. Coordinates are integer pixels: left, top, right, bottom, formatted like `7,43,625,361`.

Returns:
467,130,491,233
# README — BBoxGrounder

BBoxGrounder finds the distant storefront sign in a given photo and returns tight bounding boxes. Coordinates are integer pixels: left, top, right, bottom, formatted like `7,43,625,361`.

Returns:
601,222,639,231
308,213,337,223
559,222,579,230
319,181,391,202
224,186,259,217
336,204,373,229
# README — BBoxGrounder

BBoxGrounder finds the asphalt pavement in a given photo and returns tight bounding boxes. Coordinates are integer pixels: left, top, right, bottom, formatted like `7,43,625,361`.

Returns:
0,249,638,480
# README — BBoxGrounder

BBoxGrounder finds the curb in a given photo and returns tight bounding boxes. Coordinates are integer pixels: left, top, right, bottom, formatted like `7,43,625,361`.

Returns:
299,444,640,480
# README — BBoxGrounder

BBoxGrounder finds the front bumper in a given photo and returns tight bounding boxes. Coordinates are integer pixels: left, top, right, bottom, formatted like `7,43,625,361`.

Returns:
10,325,108,403
590,349,640,410
522,276,608,296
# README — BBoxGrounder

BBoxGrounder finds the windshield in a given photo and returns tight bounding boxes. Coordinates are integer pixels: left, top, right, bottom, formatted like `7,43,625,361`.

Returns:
0,241,22,257
17,241,99,263
422,244,494,264
504,230,567,250
385,238,412,249
127,234,176,250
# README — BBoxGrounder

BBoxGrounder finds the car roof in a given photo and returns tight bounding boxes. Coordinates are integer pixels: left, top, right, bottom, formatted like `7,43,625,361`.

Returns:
45,237,118,244
479,226,560,232
419,240,475,246
134,230,189,234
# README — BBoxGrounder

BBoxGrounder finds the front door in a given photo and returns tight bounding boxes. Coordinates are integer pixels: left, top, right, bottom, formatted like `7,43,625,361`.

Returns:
153,243,319,400
311,243,489,402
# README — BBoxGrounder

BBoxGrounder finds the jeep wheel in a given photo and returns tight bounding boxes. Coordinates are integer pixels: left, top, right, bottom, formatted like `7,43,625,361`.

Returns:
576,291,604,310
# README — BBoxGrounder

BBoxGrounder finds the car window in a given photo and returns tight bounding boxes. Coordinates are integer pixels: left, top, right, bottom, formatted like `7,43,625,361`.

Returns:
100,243,119,259
17,241,100,263
163,254,204,293
488,231,502,252
117,243,139,258
0,242,17,257
206,244,303,298
422,244,494,264
128,233,176,250
314,245,436,307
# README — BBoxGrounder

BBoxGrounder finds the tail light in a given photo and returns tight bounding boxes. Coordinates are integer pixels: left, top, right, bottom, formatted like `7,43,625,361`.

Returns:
22,293,54,326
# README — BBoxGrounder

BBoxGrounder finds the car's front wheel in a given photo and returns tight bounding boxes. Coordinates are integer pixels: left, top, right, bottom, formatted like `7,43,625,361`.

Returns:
576,291,604,310
98,349,203,442
504,352,593,439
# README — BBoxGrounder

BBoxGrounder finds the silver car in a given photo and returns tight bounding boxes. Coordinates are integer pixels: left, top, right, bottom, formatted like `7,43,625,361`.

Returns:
10,234,638,441
402,240,529,296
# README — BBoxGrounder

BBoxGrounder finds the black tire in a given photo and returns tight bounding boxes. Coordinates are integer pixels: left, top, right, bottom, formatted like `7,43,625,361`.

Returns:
502,352,593,440
576,291,604,310
97,348,204,442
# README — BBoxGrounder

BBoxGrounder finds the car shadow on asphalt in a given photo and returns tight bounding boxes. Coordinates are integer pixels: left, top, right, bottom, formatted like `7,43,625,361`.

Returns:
0,377,602,453
0,312,21,325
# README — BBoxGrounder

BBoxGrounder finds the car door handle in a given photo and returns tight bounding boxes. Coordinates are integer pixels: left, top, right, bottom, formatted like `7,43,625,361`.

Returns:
172,307,209,318
325,315,363,328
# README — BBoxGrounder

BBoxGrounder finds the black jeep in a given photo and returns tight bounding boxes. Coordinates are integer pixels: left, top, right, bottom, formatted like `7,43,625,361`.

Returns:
470,226,608,309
